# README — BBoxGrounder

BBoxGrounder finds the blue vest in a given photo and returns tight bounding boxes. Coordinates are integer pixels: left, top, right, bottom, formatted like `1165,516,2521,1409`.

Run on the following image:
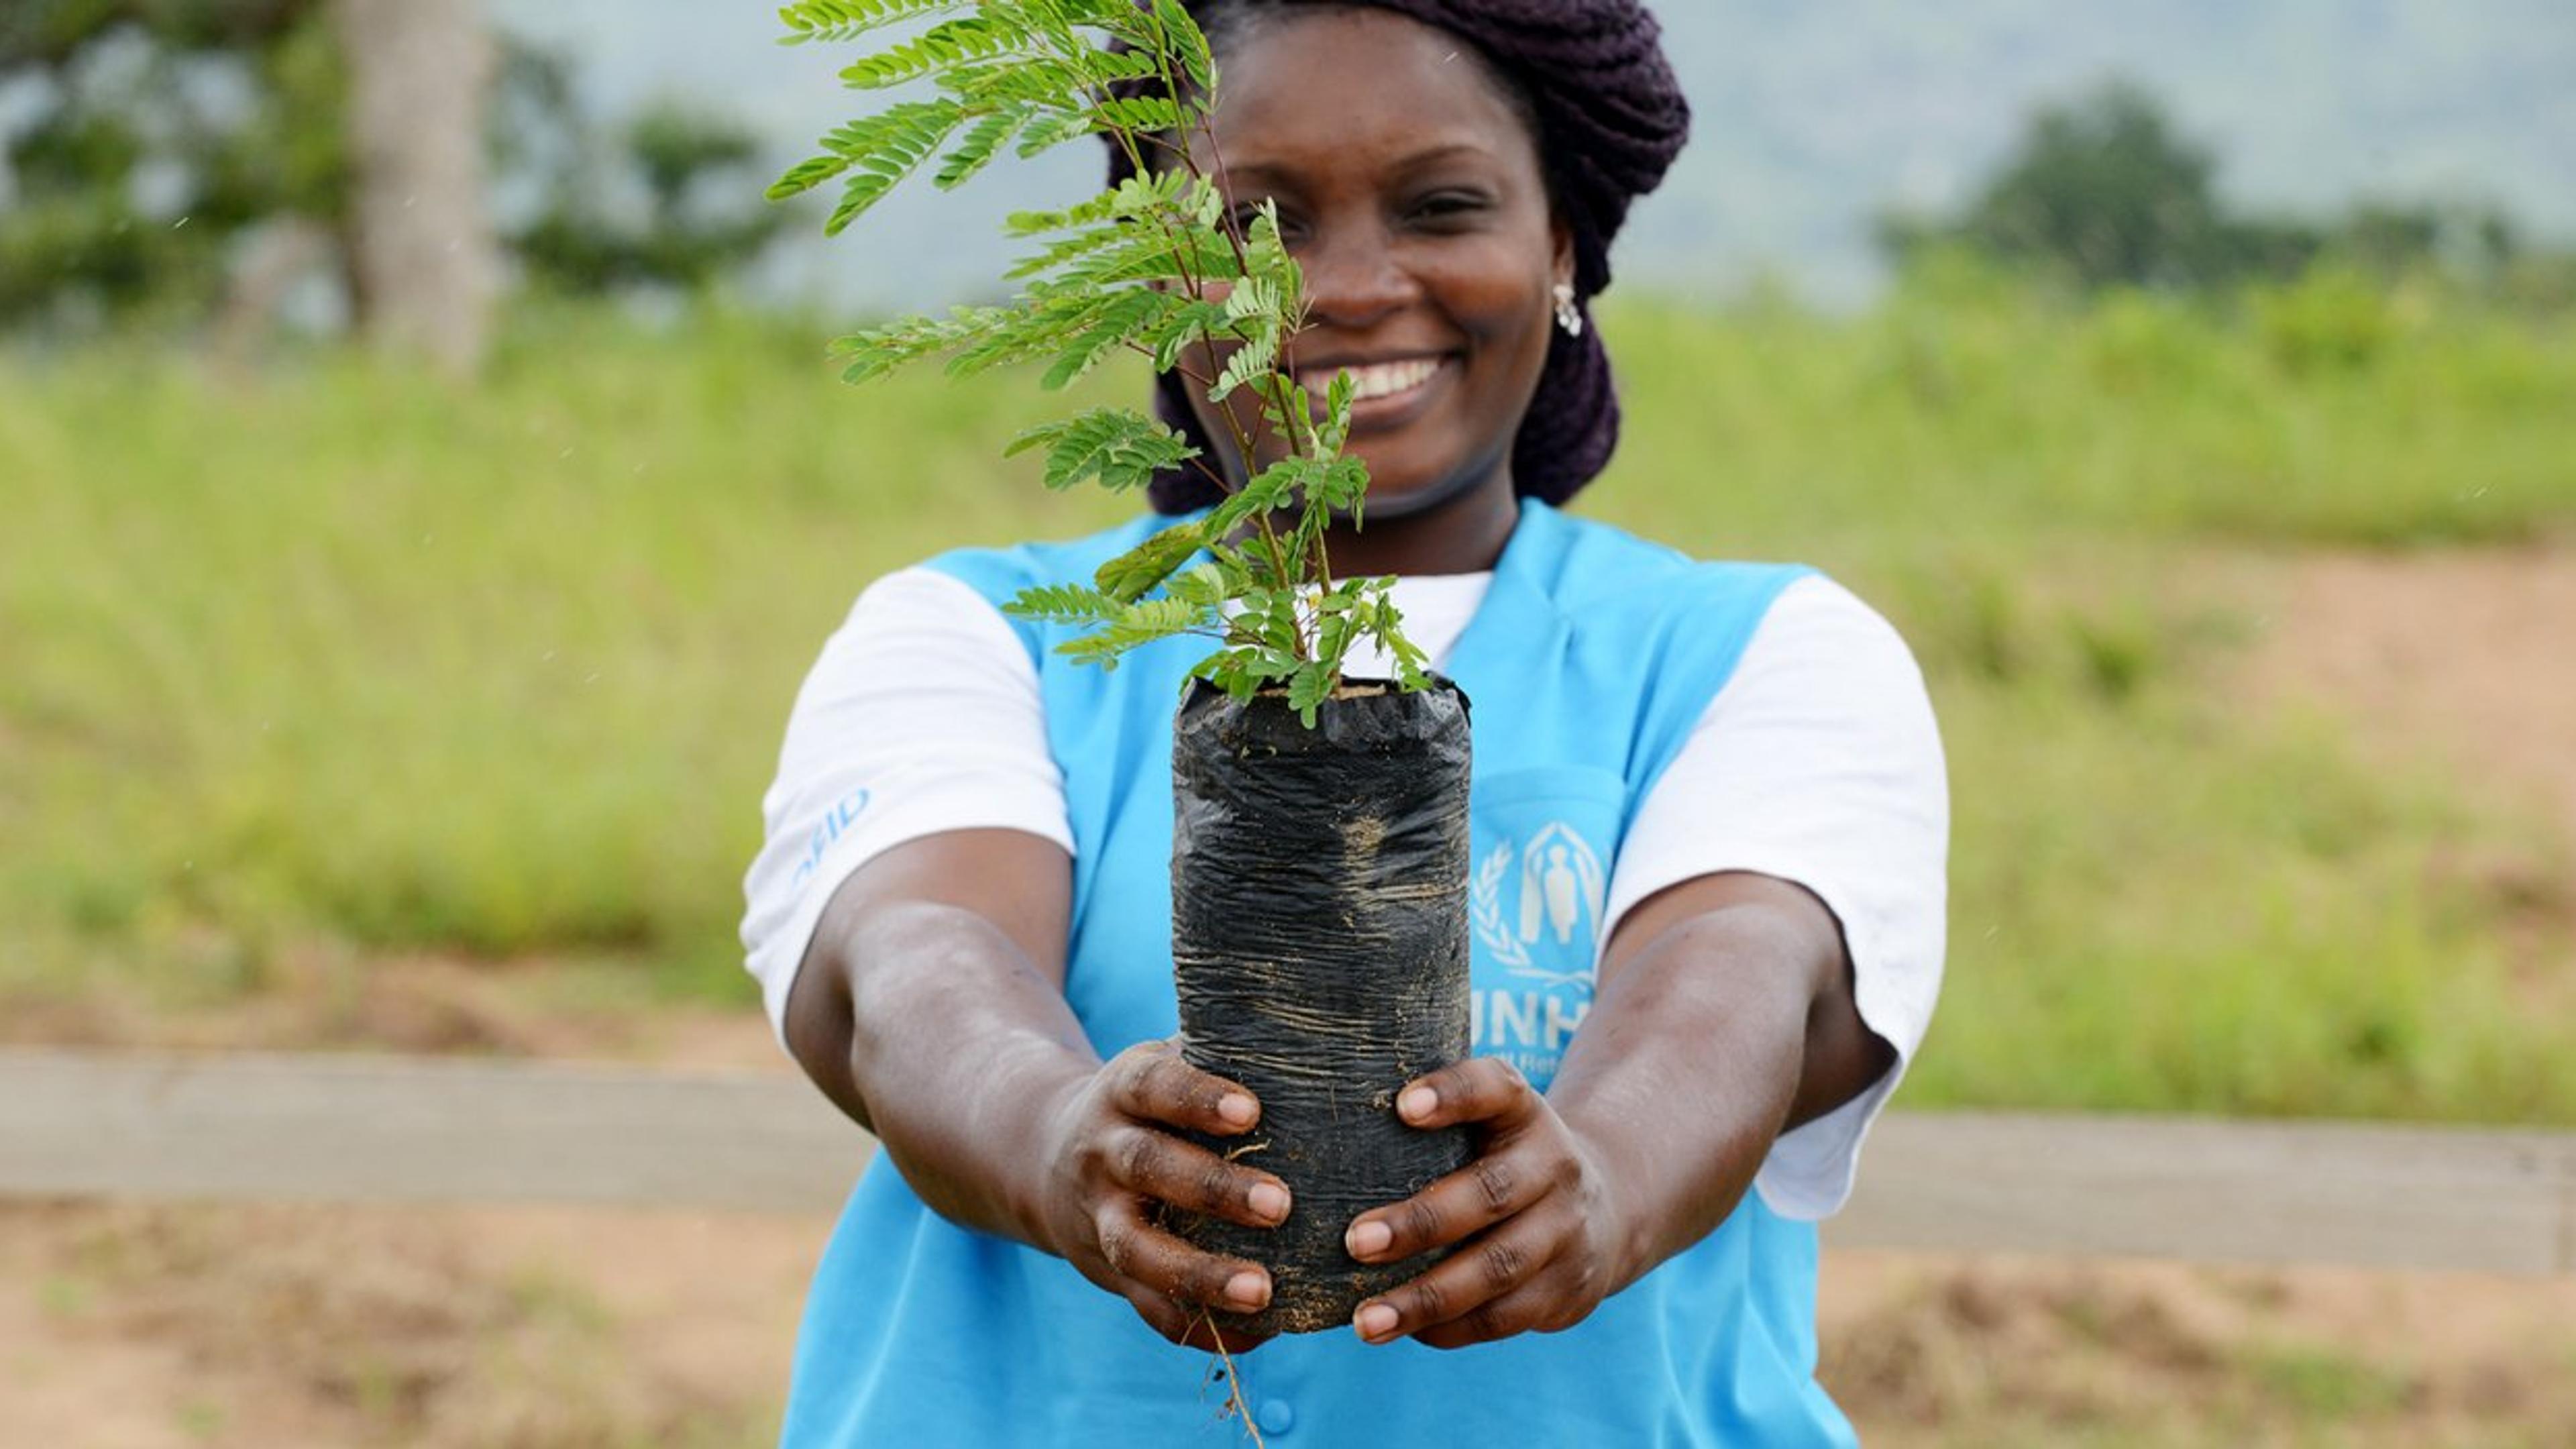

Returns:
780,502,1852,1448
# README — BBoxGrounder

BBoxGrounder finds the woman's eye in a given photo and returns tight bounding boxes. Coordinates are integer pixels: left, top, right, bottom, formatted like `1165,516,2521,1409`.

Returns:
1411,192,1491,224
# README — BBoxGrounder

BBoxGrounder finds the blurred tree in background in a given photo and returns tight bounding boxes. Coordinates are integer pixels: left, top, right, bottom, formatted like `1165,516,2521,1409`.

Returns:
334,0,495,374
0,1,788,354
1881,78,2536,297
0,1,346,329
513,101,787,299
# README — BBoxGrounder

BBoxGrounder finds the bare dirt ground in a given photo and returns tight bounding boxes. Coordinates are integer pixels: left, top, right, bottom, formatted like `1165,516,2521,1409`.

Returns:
0,1200,819,1449
2239,541,2576,1020
4,1197,2569,1448
5,544,2573,1447
0,951,786,1071
1821,1252,2576,1448
2245,541,2576,910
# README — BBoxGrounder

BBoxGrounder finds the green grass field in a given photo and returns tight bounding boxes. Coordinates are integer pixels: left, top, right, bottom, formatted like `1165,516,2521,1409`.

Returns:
3,276,2571,1119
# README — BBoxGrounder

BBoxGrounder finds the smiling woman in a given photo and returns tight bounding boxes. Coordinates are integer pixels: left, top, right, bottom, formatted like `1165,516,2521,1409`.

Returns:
1161,8,1568,563
744,3,1948,1446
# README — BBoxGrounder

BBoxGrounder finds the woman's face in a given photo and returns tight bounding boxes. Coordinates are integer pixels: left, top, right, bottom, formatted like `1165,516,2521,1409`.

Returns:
1183,8,1569,519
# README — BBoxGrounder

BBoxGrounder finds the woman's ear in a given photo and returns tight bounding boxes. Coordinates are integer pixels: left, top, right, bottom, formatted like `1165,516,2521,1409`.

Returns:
1551,217,1575,292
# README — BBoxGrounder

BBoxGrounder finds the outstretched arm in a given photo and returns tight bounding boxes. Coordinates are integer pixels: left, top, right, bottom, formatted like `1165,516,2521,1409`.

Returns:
784,827,1292,1350
1340,869,1891,1348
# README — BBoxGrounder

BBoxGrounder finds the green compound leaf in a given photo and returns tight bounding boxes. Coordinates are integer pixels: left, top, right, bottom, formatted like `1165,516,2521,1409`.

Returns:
1041,288,1175,392
1203,455,1303,537
1242,205,1301,316
1012,108,1105,159
1287,659,1337,728
1005,221,1158,282
1008,407,1199,494
1205,454,1363,537
1165,563,1230,608
828,304,1010,384
1003,582,1121,625
775,99,972,233
837,14,1036,89
1004,172,1184,236
1253,378,1309,447
1313,609,1357,676
1303,453,1368,511
1189,643,1292,704
1318,369,1358,453
939,290,1094,376
1211,321,1280,401
933,107,1032,190
1356,584,1432,690
1093,95,1183,133
1093,521,1209,604
1056,596,1220,670
1222,274,1279,324
778,0,975,46
1148,0,1216,95
1150,303,1230,373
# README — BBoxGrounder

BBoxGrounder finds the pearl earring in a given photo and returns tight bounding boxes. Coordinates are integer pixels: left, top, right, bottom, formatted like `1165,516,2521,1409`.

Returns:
1552,282,1584,337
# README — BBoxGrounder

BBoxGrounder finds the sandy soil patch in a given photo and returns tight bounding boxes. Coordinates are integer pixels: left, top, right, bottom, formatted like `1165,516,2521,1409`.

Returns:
5,1197,2571,1448
2247,542,2576,850
2241,543,2576,1004
0,950,787,1072
1821,1250,2576,1446
1,1200,823,1449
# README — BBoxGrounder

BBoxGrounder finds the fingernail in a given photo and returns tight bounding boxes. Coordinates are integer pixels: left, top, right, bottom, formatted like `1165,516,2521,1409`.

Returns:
1248,1183,1290,1224
1217,1093,1256,1128
1226,1270,1269,1310
1354,1303,1399,1341
1346,1219,1392,1259
1399,1086,1437,1122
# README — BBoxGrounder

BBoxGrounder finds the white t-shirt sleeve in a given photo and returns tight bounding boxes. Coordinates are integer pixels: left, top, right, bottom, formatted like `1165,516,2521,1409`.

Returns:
739,567,1073,1044
1600,574,1949,1222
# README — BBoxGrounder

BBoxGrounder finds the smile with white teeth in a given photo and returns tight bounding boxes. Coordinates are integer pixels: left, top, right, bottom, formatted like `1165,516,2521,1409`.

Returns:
1298,357,1446,402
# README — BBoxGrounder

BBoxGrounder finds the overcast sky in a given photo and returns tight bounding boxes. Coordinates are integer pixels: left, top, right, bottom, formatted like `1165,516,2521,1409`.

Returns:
498,1,2576,311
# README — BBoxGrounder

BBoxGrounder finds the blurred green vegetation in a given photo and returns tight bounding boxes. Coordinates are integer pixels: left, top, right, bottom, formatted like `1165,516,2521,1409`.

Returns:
0,1,347,327
2,272,2571,1117
1878,79,2569,305
0,3,790,331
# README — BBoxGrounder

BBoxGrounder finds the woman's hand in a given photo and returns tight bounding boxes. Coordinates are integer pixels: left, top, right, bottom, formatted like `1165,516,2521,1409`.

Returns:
1341,1058,1638,1350
1030,1038,1294,1352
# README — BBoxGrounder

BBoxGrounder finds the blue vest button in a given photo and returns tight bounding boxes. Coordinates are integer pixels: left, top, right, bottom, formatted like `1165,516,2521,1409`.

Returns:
1256,1399,1295,1435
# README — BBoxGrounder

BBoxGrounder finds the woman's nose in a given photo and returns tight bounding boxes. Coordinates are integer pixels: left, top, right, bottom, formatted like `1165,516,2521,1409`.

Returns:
1298,224,1420,329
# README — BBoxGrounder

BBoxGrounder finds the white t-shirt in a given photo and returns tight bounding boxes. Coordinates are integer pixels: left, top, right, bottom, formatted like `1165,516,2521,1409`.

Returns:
743,566,1947,1220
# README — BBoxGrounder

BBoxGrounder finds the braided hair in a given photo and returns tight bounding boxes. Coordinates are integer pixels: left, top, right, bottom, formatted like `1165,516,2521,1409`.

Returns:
1112,0,1692,515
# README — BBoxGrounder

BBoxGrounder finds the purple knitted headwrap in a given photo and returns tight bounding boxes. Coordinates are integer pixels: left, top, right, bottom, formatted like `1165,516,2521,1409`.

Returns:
1111,0,1691,515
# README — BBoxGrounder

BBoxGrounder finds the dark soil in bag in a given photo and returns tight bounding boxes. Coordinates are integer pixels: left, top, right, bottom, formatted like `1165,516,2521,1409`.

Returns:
1167,676,1473,1336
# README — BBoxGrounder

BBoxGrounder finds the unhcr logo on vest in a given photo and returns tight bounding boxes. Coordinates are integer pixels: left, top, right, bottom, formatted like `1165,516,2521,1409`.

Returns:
1470,822,1607,991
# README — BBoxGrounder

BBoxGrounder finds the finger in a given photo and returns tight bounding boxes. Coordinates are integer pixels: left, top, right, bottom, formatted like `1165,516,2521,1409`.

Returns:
1122,1285,1199,1345
1104,1122,1291,1230
1344,1139,1554,1263
1411,1257,1609,1350
1120,1285,1278,1356
1112,1044,1261,1136
1393,1057,1540,1130
1350,1217,1561,1346
1094,1196,1273,1315
1409,1282,1568,1351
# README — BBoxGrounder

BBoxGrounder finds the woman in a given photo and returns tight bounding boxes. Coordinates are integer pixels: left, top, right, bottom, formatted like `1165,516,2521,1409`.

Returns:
741,2,1947,1442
